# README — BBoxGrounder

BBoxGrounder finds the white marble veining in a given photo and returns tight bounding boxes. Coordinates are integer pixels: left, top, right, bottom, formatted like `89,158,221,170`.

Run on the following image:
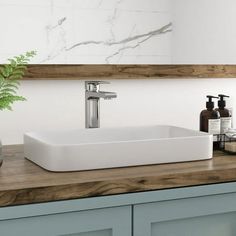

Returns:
0,0,172,64
1,0,236,64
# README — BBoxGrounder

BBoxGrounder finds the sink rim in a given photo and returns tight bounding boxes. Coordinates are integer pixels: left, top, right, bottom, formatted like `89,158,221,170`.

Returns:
24,125,212,147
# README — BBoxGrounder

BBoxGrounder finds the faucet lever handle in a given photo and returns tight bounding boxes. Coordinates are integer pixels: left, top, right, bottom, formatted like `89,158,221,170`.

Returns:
86,81,110,85
85,81,110,91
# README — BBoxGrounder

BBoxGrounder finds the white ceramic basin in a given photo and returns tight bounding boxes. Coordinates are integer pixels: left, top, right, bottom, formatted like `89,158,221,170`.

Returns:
24,125,213,172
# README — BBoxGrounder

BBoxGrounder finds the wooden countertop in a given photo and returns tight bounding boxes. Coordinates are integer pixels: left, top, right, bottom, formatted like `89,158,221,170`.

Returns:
1,145,236,207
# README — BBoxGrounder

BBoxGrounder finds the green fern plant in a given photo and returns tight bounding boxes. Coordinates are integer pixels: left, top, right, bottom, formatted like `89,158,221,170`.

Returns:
0,51,36,110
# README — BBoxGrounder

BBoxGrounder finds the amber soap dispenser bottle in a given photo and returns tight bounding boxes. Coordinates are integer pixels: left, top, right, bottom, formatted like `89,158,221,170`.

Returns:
200,95,220,136
215,94,232,134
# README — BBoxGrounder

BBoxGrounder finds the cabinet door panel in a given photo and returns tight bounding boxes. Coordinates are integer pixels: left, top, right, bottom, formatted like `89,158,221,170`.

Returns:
61,229,112,236
134,192,236,236
0,206,131,236
150,212,236,236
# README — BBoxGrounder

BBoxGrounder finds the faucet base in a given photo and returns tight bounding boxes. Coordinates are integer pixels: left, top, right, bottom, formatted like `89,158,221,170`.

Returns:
86,98,100,128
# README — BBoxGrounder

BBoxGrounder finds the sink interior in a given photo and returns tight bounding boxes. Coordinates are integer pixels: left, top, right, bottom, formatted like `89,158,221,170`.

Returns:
26,125,207,145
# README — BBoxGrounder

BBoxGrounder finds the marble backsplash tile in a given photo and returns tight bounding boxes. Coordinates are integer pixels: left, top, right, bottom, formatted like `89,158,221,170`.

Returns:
0,0,172,64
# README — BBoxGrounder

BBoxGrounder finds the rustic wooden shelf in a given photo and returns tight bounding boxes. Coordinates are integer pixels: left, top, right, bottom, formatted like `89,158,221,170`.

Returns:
20,65,236,80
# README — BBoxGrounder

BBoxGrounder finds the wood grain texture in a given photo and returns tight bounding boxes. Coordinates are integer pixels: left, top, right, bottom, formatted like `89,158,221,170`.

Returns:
0,145,236,207
21,65,236,80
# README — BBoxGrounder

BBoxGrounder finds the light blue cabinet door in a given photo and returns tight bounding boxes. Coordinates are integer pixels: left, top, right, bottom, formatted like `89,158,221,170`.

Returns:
0,206,131,236
134,192,236,236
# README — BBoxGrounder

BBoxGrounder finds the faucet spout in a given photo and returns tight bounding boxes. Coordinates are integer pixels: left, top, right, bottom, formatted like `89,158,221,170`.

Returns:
85,81,117,128
86,91,117,100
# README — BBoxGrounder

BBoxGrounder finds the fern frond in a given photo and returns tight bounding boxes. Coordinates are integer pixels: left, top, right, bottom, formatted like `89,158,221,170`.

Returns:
2,83,19,90
0,95,26,111
0,88,17,94
0,51,36,110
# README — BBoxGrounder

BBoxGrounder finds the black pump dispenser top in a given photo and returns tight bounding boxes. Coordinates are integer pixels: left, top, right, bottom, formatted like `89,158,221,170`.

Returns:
218,94,230,108
206,95,218,109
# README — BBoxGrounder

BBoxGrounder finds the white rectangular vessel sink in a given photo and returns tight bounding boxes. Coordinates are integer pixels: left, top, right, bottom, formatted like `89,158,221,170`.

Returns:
24,125,213,172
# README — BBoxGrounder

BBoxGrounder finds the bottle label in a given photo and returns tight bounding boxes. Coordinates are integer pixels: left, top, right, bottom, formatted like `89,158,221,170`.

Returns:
221,117,232,134
208,119,221,135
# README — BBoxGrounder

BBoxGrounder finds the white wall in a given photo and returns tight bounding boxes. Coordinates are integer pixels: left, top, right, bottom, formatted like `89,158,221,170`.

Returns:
172,0,236,64
1,78,235,144
1,0,236,144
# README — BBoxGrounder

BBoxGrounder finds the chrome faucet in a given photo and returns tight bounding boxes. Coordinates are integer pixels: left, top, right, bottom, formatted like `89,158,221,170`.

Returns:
85,81,117,128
